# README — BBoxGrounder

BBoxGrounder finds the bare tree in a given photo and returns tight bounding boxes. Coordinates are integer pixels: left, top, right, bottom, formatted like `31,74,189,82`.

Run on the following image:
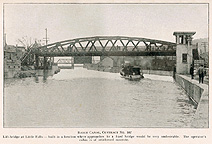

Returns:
16,36,39,49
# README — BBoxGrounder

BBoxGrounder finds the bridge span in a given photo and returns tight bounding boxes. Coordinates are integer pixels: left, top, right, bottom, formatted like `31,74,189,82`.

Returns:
32,36,176,57
21,36,177,69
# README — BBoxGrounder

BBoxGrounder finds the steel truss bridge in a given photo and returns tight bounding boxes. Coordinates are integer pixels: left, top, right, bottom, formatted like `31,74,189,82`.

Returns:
56,59,74,64
32,36,176,57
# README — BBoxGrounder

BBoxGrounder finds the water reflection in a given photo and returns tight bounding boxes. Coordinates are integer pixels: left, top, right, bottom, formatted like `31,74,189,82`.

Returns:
33,69,55,83
34,75,39,83
42,70,48,83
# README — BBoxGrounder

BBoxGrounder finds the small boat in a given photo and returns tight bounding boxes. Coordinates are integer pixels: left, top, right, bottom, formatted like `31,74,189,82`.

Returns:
120,66,144,80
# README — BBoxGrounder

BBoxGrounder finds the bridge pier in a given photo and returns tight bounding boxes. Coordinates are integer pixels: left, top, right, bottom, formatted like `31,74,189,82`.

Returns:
35,55,52,70
43,56,48,70
49,57,54,69
35,55,39,70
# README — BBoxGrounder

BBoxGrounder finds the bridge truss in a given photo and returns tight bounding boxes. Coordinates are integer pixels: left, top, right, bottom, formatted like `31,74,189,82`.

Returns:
56,59,74,64
32,36,176,57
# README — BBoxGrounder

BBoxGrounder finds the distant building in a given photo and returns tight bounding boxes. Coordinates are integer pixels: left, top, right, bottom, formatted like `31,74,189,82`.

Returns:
192,38,208,54
192,38,209,67
99,57,114,67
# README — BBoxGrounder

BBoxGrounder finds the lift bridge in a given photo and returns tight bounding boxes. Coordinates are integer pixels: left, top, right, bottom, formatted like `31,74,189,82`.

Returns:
56,59,74,64
55,58,75,69
21,36,176,69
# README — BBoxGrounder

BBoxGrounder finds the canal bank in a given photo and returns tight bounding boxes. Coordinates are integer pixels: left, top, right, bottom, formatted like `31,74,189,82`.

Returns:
84,64,173,76
10,65,60,78
142,70,173,76
175,74,209,128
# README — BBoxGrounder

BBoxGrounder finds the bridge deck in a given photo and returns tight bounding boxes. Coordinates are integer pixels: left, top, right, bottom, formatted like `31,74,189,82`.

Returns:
37,51,176,57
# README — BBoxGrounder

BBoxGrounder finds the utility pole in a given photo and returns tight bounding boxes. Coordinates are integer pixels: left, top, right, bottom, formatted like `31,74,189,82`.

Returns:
43,28,49,45
43,28,50,70
45,28,48,45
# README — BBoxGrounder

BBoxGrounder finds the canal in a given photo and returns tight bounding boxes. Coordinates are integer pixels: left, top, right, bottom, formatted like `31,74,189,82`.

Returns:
4,68,196,128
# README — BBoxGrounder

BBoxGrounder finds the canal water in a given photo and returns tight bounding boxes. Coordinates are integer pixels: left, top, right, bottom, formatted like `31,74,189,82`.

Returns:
4,68,196,128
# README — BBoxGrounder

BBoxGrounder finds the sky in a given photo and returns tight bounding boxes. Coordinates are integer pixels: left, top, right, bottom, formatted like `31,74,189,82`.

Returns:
4,4,208,46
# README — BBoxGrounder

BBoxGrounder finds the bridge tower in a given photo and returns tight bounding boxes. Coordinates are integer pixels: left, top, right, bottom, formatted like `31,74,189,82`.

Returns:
173,32,196,74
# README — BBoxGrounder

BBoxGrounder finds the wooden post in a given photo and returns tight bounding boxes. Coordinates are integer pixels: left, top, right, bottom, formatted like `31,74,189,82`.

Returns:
35,55,39,69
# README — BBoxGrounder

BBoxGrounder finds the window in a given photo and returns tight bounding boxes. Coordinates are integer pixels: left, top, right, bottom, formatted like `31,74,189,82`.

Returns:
182,53,187,63
179,35,183,44
9,53,12,60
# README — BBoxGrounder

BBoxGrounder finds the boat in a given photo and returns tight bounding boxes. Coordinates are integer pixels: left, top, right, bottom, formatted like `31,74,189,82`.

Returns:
120,65,144,80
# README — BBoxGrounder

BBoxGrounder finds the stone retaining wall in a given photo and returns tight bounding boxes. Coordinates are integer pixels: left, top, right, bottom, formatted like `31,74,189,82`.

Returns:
175,74,208,128
175,74,203,104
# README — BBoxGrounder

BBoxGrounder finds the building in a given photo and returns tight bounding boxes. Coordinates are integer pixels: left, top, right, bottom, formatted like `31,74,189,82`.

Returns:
4,44,26,78
173,32,196,74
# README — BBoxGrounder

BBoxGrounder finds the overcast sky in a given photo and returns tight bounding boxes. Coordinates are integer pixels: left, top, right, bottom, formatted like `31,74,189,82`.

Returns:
4,4,208,45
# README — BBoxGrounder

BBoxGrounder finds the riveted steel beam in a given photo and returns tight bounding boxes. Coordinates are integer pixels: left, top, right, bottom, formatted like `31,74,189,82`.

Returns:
31,36,176,57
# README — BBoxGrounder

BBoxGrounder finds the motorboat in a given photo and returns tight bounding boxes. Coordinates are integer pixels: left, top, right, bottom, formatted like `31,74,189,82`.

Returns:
120,66,144,80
